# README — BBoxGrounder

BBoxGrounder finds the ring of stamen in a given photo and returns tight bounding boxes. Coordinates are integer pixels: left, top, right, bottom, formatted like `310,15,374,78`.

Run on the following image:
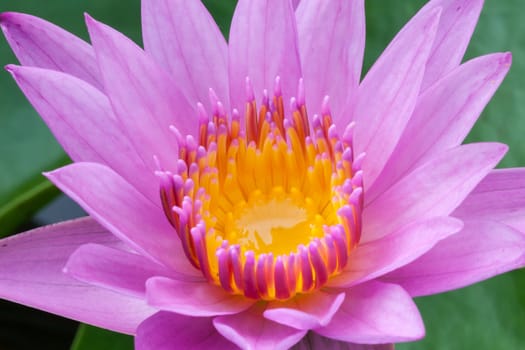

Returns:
159,77,363,301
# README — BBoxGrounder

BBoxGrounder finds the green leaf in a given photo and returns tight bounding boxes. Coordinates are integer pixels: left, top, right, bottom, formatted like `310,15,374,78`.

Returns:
0,167,64,237
397,270,525,350
202,0,237,38
363,0,426,74
71,324,133,350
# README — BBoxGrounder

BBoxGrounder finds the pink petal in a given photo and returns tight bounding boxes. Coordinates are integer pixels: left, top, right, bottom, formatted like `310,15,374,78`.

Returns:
0,12,102,90
214,304,307,350
369,53,512,201
0,218,155,334
136,312,237,350
45,162,197,276
350,7,441,190
316,282,424,344
65,243,197,298
228,0,302,113
295,0,365,119
264,291,345,330
85,15,195,173
292,333,394,350
146,276,254,317
328,217,463,288
382,220,525,297
420,0,484,90
362,143,507,243
141,0,229,112
6,65,158,203
453,168,525,232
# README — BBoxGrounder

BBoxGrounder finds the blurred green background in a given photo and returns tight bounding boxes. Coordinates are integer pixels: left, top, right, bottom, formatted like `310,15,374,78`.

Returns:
0,0,524,349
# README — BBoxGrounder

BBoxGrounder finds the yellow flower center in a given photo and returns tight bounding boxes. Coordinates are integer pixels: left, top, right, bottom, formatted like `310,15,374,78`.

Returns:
159,78,363,301
225,192,325,256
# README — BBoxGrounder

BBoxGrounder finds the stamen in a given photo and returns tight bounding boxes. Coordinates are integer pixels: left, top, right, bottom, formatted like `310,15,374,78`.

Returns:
160,79,363,301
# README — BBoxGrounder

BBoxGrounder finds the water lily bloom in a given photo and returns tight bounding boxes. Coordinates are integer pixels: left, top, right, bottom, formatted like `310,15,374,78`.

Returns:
1,0,525,349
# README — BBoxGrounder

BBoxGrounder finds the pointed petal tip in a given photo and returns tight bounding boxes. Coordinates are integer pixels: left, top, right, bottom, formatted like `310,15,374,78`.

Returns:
83,12,99,32
0,12,10,27
4,63,18,74
83,14,110,48
502,51,512,66
487,51,512,72
4,64,42,77
494,142,510,157
0,11,19,26
62,242,89,274
4,64,50,80
84,12,95,23
452,217,465,231
442,217,465,236
4,64,34,82
42,169,55,179
475,142,510,162
43,168,66,186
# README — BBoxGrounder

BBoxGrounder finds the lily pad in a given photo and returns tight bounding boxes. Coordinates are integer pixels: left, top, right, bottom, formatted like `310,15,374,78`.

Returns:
71,324,133,350
398,270,525,350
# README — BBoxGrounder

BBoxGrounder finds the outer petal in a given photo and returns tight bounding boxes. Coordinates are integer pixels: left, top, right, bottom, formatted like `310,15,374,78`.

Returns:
350,7,440,190
362,143,507,242
136,312,236,350
292,333,394,350
229,0,302,113
264,291,345,330
0,12,102,90
85,15,195,172
383,220,525,297
142,0,229,112
45,162,197,275
316,282,424,344
146,276,254,317
6,65,157,203
295,0,365,119
453,168,525,232
420,0,484,90
328,217,463,288
65,243,196,299
369,53,511,201
0,218,155,334
214,304,307,350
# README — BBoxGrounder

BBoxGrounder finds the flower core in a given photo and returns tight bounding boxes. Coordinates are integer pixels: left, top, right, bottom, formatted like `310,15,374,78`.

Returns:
159,78,363,301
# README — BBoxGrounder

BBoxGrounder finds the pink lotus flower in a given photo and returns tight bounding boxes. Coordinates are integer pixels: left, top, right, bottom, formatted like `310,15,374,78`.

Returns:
1,0,524,349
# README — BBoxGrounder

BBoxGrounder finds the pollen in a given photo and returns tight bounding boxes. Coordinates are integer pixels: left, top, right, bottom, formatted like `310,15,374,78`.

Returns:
159,77,363,301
